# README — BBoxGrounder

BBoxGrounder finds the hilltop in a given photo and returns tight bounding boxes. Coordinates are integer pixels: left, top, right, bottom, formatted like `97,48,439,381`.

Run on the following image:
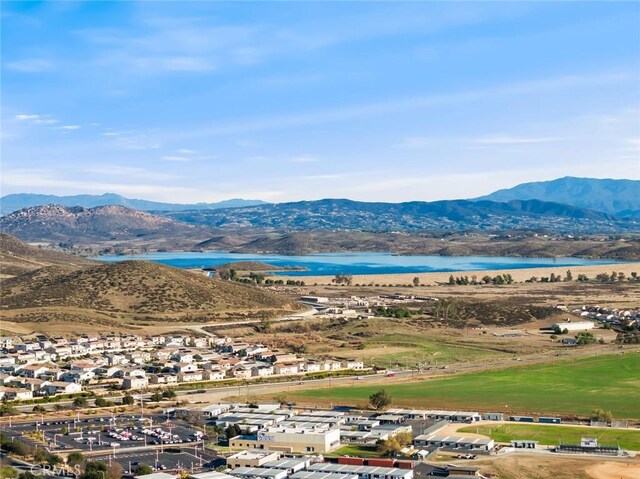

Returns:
0,260,303,327
0,233,96,277
474,177,640,215
0,193,266,215
0,204,205,244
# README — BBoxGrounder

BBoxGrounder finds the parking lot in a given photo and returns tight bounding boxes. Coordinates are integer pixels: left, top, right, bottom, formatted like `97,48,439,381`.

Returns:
7,414,205,454
89,448,224,474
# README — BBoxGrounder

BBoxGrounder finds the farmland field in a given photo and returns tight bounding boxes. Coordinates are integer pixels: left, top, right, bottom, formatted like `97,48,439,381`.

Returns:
286,353,640,418
459,424,640,451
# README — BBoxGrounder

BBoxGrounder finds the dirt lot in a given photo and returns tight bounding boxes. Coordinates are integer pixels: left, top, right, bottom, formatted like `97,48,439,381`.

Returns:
469,453,640,479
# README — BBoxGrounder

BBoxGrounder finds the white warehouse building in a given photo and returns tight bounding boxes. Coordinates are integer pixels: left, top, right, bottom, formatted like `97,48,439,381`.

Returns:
551,321,595,332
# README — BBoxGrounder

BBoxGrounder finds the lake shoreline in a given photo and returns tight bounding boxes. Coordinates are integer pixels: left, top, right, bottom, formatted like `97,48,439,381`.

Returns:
271,262,640,285
91,251,635,278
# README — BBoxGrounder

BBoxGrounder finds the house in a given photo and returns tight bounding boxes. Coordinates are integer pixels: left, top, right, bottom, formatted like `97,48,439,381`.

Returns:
43,381,83,395
274,363,299,375
1,387,34,401
203,370,225,381
20,365,49,378
148,374,178,385
177,371,204,383
174,362,198,373
123,376,148,390
342,360,364,370
301,362,322,373
252,365,274,377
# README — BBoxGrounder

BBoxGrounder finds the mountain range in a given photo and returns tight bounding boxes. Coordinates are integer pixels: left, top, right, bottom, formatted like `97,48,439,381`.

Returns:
0,193,266,216
162,198,630,233
474,177,640,215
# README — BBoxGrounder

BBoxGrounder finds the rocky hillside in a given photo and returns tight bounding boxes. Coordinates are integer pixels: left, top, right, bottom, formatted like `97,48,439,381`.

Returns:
0,233,96,277
0,260,303,325
0,204,202,243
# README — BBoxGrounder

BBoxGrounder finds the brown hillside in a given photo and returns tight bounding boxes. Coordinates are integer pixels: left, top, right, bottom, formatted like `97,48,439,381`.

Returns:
0,260,302,325
0,233,96,277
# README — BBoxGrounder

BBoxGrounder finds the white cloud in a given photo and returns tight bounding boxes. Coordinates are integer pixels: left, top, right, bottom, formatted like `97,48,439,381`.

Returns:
162,155,190,162
176,148,196,154
5,58,53,72
59,125,81,130
15,114,40,121
289,155,320,163
474,135,559,145
14,113,58,125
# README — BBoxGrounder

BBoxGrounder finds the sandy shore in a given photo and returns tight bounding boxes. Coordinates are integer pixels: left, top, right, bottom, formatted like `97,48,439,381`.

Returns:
272,262,640,285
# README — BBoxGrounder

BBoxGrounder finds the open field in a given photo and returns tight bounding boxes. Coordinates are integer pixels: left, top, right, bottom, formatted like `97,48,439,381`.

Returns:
469,454,640,479
281,353,640,418
459,423,640,451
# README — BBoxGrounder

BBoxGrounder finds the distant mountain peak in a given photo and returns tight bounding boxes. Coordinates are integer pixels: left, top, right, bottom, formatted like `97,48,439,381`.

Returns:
473,177,640,214
0,193,268,216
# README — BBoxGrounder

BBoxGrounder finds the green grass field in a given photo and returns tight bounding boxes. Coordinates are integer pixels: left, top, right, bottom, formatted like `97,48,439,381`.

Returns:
326,445,382,458
287,353,640,418
459,424,640,451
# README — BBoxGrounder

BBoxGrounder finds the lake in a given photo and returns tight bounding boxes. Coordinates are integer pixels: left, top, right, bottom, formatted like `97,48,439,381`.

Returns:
91,252,625,276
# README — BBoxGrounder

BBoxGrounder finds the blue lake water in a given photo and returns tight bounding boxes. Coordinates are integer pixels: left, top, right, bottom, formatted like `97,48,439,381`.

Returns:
91,252,626,276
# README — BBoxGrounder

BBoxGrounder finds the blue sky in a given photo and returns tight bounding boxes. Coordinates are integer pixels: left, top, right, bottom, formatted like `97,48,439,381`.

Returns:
2,1,639,203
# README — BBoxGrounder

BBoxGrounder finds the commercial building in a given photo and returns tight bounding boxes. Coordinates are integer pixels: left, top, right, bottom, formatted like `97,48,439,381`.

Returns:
413,435,495,452
227,450,281,469
551,321,594,332
306,464,412,479
230,426,341,453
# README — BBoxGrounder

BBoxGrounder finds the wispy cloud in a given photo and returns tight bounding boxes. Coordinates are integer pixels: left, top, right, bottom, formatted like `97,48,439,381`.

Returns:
474,135,560,145
176,148,196,154
162,155,190,162
168,70,635,139
59,125,81,131
14,113,59,125
5,58,53,72
289,155,320,163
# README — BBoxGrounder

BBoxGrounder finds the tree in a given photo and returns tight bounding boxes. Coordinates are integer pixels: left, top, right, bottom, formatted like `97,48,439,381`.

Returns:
150,391,163,402
94,397,110,407
395,431,413,447
73,397,88,408
565,270,573,281
121,395,135,405
162,390,176,399
377,437,401,456
32,405,46,413
591,408,613,423
133,465,152,476
412,277,420,286
106,463,123,479
225,424,242,439
369,389,392,410
67,452,85,467
0,467,18,479
81,462,107,479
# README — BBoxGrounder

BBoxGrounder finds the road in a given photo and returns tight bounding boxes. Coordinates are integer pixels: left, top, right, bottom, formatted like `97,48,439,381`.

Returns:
156,306,318,336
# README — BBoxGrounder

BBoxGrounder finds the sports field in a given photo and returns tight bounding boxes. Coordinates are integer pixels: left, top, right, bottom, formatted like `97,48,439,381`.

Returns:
287,353,640,418
459,424,640,451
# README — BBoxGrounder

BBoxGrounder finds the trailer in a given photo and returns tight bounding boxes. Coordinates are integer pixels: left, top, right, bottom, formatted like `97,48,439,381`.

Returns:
509,416,534,423
539,417,562,424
